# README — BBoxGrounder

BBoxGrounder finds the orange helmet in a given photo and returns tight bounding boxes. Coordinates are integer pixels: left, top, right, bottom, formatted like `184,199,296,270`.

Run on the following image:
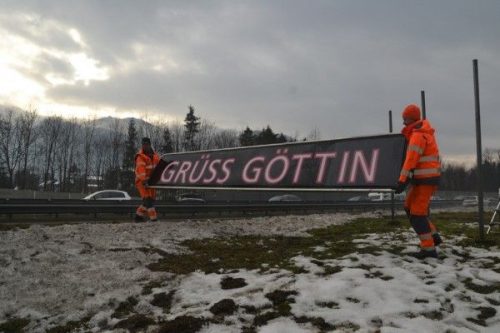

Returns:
402,104,421,120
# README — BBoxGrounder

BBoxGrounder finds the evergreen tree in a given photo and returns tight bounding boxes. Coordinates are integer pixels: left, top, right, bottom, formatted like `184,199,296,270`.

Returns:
239,126,255,146
123,119,138,171
255,125,277,145
184,105,200,151
121,119,137,193
276,133,288,143
104,167,121,189
0,165,10,188
161,127,174,154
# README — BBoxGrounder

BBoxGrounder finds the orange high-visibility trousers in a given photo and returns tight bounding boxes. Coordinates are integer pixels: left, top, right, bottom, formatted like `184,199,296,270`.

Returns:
404,184,439,251
135,182,157,221
404,184,437,215
136,182,156,200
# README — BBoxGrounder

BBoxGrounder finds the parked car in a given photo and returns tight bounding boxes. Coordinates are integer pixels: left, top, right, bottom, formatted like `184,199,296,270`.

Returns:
348,195,366,202
268,194,302,202
82,190,131,201
485,198,498,206
368,192,392,201
462,196,478,207
176,193,206,203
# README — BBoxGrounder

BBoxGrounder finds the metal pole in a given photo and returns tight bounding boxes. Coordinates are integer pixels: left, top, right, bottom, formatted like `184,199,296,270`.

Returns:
421,90,427,119
473,59,485,240
389,110,395,222
389,110,393,133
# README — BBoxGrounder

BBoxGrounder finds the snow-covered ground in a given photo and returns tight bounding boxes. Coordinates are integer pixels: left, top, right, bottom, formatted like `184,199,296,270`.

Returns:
0,212,499,333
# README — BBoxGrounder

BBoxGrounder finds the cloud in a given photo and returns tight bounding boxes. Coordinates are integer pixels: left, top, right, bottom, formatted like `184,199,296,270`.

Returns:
1,0,500,159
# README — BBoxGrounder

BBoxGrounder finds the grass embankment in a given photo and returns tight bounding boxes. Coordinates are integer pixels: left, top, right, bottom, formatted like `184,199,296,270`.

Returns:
1,211,498,332
147,211,498,274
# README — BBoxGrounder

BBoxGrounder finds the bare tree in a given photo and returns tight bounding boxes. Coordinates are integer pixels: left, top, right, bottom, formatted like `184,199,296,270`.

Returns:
196,119,217,150
212,129,239,149
38,116,63,191
18,108,38,189
81,117,97,193
0,110,23,187
55,118,80,192
169,121,184,152
103,118,124,188
306,126,322,141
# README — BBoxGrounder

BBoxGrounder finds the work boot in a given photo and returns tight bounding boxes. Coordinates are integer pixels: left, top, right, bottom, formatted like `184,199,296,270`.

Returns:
134,214,145,223
147,219,159,223
433,234,443,247
409,249,438,259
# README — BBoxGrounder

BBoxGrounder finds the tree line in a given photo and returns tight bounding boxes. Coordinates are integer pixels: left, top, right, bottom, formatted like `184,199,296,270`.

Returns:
0,106,295,194
1,106,499,195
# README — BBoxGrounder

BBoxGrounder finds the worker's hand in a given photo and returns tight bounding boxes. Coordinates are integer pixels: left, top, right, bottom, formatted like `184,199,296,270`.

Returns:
142,180,149,187
394,181,408,194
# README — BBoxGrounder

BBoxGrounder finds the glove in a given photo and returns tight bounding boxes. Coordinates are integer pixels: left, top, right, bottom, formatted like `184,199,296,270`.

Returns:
394,181,408,194
142,180,149,187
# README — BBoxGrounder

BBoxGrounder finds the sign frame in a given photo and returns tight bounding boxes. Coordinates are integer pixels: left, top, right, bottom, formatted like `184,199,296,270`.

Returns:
149,133,406,192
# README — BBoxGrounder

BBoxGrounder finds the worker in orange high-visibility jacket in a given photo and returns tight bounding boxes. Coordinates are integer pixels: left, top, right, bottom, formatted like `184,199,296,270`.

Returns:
395,104,443,259
134,137,161,222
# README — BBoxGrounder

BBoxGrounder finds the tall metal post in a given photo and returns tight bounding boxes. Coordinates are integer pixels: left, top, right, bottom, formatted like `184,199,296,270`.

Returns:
473,59,485,240
389,110,395,222
421,90,427,119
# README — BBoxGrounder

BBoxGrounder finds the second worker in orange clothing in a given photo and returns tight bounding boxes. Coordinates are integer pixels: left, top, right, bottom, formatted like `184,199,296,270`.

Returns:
395,104,443,259
134,137,161,222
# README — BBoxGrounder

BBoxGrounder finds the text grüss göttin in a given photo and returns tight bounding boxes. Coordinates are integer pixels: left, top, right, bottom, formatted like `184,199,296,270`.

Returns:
159,148,381,186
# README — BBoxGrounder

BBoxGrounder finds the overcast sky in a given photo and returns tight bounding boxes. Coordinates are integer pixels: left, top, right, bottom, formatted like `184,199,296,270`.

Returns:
1,0,499,164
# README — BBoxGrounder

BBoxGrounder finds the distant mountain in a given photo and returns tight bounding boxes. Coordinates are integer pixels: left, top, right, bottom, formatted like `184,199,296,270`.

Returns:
0,104,25,117
0,105,154,133
94,116,153,132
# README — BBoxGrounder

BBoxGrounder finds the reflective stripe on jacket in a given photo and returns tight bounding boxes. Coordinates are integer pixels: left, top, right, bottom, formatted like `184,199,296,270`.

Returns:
399,119,441,184
135,149,160,184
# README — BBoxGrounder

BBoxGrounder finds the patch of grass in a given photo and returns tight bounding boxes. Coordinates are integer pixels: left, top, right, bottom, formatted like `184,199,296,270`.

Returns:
413,298,429,303
486,297,500,306
346,297,360,303
151,291,175,312
463,278,500,294
142,280,163,295
221,276,247,289
429,212,498,248
209,299,237,316
421,310,444,320
0,318,30,333
315,301,339,309
144,212,498,275
467,306,497,326
253,311,281,327
158,315,205,333
46,316,92,333
265,290,298,306
477,306,497,320
0,224,31,232
137,246,170,256
295,316,335,331
114,314,155,331
333,321,361,331
445,284,456,292
112,296,139,319
322,265,343,276
146,217,410,274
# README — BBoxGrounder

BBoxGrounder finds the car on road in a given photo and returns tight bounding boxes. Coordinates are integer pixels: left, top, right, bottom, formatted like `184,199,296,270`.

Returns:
83,190,132,201
268,194,303,202
176,193,206,203
347,195,369,202
462,196,478,207
368,192,392,201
